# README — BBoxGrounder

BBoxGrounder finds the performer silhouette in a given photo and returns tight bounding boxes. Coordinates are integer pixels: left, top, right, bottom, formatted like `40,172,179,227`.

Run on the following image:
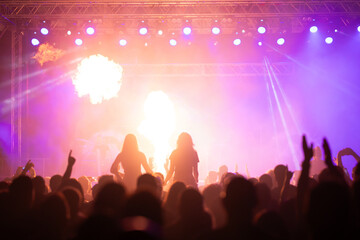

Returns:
111,134,152,191
165,132,199,188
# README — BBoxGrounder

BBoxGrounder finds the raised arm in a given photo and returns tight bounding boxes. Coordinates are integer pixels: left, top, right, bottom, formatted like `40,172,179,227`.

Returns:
193,163,199,183
297,135,313,217
63,150,76,181
164,159,175,185
20,160,35,176
110,154,124,182
140,154,153,174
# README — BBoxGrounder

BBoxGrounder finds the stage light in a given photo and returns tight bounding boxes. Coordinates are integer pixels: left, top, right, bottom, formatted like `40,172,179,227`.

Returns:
258,26,266,34
67,30,72,36
169,39,177,46
310,26,318,33
119,39,127,46
183,27,192,35
72,54,123,104
277,38,285,45
233,39,241,46
325,37,333,44
139,27,148,35
40,28,49,35
357,26,360,32
158,30,163,35
86,27,95,35
31,38,40,46
212,27,220,35
75,38,83,46
258,41,263,46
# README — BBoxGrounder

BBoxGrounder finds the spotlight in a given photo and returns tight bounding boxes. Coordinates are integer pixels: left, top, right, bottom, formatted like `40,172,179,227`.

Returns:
75,38,83,46
169,39,177,46
233,39,241,46
158,30,163,35
86,27,95,35
183,27,192,35
40,28,49,35
139,27,148,35
31,38,40,46
257,26,266,34
357,26,360,32
119,39,127,46
67,30,72,36
310,26,318,33
258,41,263,46
277,38,285,46
325,37,333,44
212,27,220,35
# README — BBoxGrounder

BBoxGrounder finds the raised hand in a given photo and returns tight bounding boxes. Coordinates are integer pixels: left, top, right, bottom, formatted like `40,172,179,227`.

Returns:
25,160,34,170
68,150,76,166
302,135,313,169
322,138,334,168
338,147,354,156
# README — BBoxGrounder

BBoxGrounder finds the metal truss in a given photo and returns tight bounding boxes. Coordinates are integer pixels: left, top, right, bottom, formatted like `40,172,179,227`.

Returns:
1,1,360,20
10,29,23,168
122,62,294,78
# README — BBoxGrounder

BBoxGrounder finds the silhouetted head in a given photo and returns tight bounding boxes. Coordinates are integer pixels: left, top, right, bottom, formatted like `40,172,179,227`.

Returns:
259,174,273,190
39,193,70,237
203,184,222,209
125,191,162,225
313,146,322,160
122,134,139,153
164,181,186,210
274,165,290,185
176,132,194,149
62,187,81,220
50,174,62,192
61,178,84,203
78,176,91,194
179,188,204,219
223,177,257,222
9,175,33,211
0,181,9,193
94,182,126,218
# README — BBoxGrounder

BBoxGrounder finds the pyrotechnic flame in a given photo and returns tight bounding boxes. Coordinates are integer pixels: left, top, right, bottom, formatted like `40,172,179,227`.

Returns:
72,54,123,104
33,43,64,66
138,91,175,174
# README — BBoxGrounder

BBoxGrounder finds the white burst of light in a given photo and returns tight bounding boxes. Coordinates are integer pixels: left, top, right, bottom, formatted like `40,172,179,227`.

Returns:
138,91,175,174
72,54,123,104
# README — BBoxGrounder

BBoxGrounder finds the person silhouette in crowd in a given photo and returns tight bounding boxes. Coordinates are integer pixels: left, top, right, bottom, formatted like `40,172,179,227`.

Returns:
111,134,153,192
164,132,199,188
164,188,212,240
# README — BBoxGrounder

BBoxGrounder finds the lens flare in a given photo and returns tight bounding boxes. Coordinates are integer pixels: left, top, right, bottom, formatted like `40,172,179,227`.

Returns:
72,54,123,104
138,91,175,174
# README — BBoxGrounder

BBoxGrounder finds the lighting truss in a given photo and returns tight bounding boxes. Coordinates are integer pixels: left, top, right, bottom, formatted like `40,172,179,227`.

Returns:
123,62,294,78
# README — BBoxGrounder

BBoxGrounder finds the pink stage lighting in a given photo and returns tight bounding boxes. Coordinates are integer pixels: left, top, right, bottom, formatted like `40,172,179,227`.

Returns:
75,38,83,46
183,27,192,35
86,27,95,35
277,38,285,45
212,27,220,35
325,37,333,44
169,39,177,46
40,28,49,35
119,39,127,46
139,27,148,35
310,26,318,33
258,26,266,34
233,39,241,46
31,38,40,46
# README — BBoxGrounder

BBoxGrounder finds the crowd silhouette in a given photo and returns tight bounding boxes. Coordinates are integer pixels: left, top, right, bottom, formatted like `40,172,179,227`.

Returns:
0,133,360,240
